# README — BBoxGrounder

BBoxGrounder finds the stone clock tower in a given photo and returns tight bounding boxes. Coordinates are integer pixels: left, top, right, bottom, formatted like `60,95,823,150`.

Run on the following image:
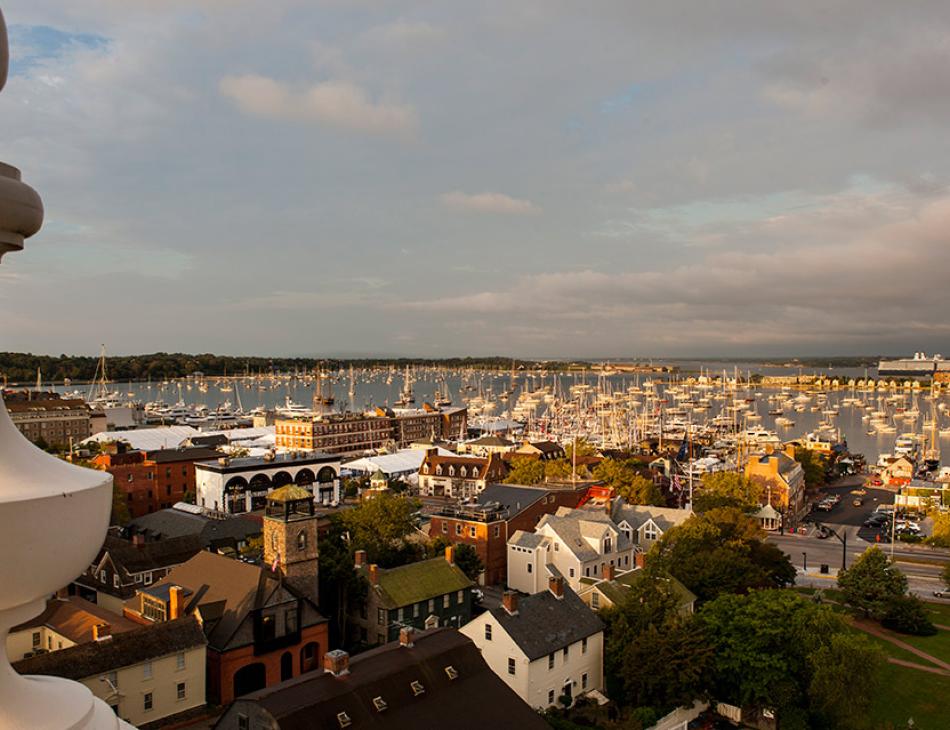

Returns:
263,485,319,601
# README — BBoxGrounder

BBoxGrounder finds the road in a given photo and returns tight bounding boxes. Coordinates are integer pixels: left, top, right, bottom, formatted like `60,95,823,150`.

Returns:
768,477,949,600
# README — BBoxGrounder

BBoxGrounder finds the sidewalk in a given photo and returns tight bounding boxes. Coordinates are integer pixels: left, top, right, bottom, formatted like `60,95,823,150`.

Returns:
850,617,950,673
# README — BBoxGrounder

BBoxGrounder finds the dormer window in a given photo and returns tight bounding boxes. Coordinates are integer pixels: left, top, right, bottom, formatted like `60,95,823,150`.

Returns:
460,466,467,477
444,665,459,680
448,466,455,477
337,711,352,728
604,537,612,554
423,464,429,474
372,697,387,712
410,680,425,696
436,465,443,476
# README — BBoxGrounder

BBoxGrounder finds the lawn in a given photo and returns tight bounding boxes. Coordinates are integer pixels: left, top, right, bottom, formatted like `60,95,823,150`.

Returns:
894,625,950,667
869,661,950,730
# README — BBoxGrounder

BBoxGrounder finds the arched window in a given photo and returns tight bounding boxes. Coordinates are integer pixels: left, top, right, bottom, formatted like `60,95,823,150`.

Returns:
460,466,467,477
297,531,307,551
436,465,443,476
448,466,455,477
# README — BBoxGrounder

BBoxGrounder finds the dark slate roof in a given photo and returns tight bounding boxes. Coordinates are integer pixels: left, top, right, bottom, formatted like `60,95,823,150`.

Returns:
100,534,205,575
474,483,548,519
13,617,206,679
128,508,261,549
147,446,221,463
488,586,604,661
215,628,549,730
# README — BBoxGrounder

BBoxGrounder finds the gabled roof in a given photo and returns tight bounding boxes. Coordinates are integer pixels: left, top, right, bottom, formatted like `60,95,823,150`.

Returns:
474,483,549,519
469,435,514,447
535,509,630,562
486,587,603,661
12,596,138,644
144,551,324,651
100,533,205,575
508,530,547,550
611,501,692,533
580,570,696,609
127,507,261,549
219,628,549,730
361,558,473,609
13,617,206,680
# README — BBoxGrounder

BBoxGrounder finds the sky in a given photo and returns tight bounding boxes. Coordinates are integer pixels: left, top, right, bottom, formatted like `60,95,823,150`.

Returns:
2,1,950,359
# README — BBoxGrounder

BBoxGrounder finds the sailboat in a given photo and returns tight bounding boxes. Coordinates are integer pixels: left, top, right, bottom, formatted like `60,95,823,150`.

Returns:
395,365,415,407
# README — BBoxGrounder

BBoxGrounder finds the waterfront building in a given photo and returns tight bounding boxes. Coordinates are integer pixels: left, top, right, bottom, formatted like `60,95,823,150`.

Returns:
3,391,94,447
417,448,509,500
744,445,807,521
195,451,340,514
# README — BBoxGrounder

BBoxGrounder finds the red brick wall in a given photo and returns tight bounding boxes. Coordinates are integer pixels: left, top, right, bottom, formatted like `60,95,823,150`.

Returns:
94,453,204,518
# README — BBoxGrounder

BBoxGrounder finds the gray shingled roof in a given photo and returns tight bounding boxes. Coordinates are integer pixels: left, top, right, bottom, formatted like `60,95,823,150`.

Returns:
474,483,548,519
508,530,546,549
612,502,692,533
487,587,603,661
535,509,631,562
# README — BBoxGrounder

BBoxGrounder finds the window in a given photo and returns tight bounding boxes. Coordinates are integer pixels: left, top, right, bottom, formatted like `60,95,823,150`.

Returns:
143,662,152,679
585,567,590,577
582,673,589,690
428,599,435,613
377,608,386,626
563,646,569,659
297,531,307,550
144,692,153,712
548,653,555,670
113,574,119,589
644,524,658,541
469,526,476,538
484,624,492,641
32,632,40,648
372,696,387,712
177,682,186,700
410,680,425,696
286,607,298,634
442,594,449,609
554,543,559,552
527,563,532,574
127,474,134,483
507,658,516,675
397,607,404,622
591,593,600,609
441,522,448,534
569,567,575,578
445,665,459,680
337,711,352,728
176,652,185,670
582,637,588,654
604,537,612,554
493,525,500,538
548,689,555,705
455,524,462,536
457,590,464,603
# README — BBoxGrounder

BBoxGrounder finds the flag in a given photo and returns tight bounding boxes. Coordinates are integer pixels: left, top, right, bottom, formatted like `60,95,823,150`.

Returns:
672,475,682,492
271,552,280,572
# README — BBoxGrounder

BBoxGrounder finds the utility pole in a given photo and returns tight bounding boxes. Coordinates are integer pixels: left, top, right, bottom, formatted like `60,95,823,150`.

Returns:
818,522,848,572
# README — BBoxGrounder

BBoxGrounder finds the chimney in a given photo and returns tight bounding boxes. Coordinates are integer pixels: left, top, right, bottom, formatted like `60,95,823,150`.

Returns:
548,575,564,599
169,585,184,620
603,563,616,581
368,564,379,585
635,551,645,569
92,623,111,642
399,626,415,648
324,649,350,677
604,495,612,515
354,549,367,568
502,590,519,615
131,532,145,547
445,545,455,565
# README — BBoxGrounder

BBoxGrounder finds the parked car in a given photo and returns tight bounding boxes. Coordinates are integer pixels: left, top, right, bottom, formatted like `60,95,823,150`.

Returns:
933,588,950,599
864,516,888,528
852,498,864,507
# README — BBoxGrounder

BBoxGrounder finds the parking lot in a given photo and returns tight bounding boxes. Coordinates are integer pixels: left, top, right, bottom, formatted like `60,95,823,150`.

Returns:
808,482,929,543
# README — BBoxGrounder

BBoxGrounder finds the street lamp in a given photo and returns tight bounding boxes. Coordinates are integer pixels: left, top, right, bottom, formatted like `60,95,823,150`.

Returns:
802,552,807,572
816,522,847,572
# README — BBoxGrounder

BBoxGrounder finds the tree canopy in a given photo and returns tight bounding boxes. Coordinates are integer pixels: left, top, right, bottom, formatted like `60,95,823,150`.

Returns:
837,546,907,619
649,507,796,602
698,589,882,730
592,458,666,506
504,457,546,485
692,471,762,512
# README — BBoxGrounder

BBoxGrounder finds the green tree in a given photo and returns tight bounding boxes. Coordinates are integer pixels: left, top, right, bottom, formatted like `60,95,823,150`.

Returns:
453,543,484,582
111,484,131,526
699,589,881,730
504,457,546,485
881,594,937,636
338,492,420,567
794,447,826,490
692,472,761,512
837,546,907,619
618,474,666,506
318,518,369,648
649,507,795,602
603,569,713,713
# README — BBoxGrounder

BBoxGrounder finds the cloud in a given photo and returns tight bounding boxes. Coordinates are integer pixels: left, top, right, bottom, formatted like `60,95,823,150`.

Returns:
440,191,541,215
361,20,445,47
219,74,418,136
405,186,950,353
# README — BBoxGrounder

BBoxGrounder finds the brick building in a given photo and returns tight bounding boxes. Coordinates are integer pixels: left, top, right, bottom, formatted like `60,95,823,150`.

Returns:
428,484,591,585
417,450,509,500
274,405,468,456
92,443,221,518
3,391,93,447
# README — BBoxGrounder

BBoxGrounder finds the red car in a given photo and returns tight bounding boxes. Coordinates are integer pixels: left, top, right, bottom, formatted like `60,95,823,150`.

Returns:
870,477,883,486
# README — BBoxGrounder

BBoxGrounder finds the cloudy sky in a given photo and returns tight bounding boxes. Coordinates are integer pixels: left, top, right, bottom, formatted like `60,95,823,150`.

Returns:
2,1,950,359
